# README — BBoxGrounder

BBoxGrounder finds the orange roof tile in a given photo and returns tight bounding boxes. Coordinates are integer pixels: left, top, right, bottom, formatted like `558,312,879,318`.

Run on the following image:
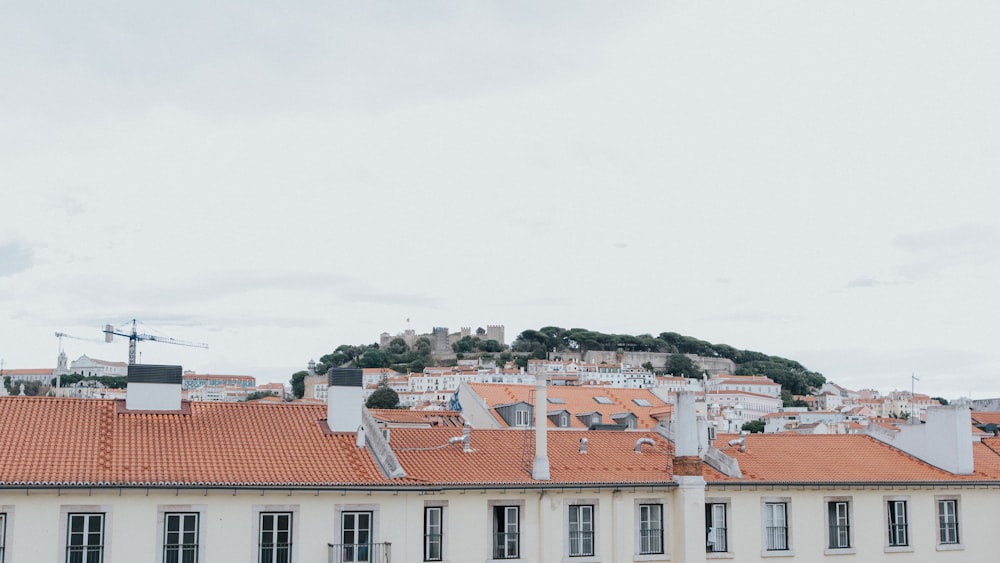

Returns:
368,409,465,427
705,433,1000,483
0,397,386,487
466,383,669,429
972,411,1000,426
392,428,674,486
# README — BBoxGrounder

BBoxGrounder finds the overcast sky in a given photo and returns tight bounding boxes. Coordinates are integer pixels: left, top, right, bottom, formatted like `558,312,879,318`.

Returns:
2,2,998,400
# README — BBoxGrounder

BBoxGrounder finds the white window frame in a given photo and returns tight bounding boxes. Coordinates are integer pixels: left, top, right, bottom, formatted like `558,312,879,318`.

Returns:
336,505,378,563
60,505,113,563
705,497,732,558
823,497,854,555
567,504,595,559
760,497,793,557
157,505,207,563
423,502,447,562
515,410,529,427
0,506,10,563
883,496,912,553
254,504,299,563
935,496,963,551
563,499,599,563
634,499,667,560
487,499,524,562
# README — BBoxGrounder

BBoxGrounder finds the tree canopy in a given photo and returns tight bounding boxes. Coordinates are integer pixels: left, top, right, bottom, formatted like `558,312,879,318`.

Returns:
366,384,400,409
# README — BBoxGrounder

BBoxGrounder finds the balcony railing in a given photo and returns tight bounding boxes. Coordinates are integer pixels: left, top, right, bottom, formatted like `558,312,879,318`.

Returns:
328,542,391,563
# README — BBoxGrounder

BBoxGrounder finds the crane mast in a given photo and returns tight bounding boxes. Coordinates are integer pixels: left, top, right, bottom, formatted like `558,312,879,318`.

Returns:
103,319,208,365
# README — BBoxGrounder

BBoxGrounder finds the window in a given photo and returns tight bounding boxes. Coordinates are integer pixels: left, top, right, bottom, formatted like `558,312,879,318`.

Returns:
639,504,664,555
705,502,728,553
515,410,529,427
633,399,652,407
259,512,292,563
493,506,519,559
560,414,569,427
826,500,851,550
67,513,104,563
568,505,594,557
594,396,613,404
886,500,908,547
342,511,372,562
0,512,6,563
164,512,199,563
424,507,442,561
764,502,788,551
937,498,960,546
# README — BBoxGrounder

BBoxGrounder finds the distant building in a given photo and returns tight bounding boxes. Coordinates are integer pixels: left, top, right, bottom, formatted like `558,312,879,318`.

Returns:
69,355,128,377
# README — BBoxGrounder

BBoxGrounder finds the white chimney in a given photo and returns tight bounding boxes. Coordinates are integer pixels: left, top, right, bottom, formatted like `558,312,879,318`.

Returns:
327,368,365,434
532,376,551,480
126,364,183,411
674,390,699,457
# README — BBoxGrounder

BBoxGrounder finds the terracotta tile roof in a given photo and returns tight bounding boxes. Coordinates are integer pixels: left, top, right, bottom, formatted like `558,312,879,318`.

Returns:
465,383,669,429
391,428,674,486
368,409,465,427
0,397,386,487
3,368,53,376
972,411,1000,426
705,433,1000,483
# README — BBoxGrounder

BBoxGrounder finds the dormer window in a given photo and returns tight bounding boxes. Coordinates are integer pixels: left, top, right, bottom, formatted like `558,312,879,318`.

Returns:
591,414,600,425
515,410,529,427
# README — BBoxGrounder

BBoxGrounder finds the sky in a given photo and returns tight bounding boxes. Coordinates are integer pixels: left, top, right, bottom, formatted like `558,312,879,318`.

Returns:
1,2,998,400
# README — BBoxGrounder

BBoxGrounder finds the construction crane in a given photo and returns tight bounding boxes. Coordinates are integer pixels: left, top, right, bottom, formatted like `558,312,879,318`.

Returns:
54,331,104,352
103,319,208,365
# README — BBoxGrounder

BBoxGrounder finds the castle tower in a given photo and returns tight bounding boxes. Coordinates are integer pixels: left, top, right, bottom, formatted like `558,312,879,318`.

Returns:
432,327,450,356
486,325,505,346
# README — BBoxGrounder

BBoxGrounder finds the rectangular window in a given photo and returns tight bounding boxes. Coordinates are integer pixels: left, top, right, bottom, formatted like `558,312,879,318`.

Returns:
259,512,292,563
493,506,519,559
341,511,372,563
938,499,959,545
424,507,442,561
0,512,6,563
705,503,728,553
764,502,788,551
515,410,529,427
827,501,850,549
164,512,199,563
568,504,594,557
887,500,908,547
639,504,664,555
67,513,104,563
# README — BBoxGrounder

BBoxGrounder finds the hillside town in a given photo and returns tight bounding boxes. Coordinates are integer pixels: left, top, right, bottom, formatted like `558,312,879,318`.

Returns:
3,324,1000,562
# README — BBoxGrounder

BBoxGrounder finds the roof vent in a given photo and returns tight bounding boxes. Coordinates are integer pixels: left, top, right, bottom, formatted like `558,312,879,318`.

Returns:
448,424,472,453
634,437,655,453
579,437,588,454
727,431,748,453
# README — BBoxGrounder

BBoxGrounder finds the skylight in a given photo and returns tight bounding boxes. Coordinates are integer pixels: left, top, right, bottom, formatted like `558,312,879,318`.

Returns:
594,396,613,404
547,397,565,404
632,399,652,407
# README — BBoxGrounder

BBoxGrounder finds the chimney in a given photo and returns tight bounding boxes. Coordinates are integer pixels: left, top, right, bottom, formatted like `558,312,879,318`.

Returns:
327,368,365,433
126,364,182,411
532,375,551,480
870,404,974,474
672,390,703,476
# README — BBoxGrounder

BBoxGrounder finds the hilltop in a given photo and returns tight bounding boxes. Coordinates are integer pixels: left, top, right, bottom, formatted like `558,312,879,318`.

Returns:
298,326,825,401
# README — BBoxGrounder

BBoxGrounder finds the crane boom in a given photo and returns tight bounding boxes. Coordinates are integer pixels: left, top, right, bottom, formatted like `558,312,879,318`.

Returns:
103,319,209,365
